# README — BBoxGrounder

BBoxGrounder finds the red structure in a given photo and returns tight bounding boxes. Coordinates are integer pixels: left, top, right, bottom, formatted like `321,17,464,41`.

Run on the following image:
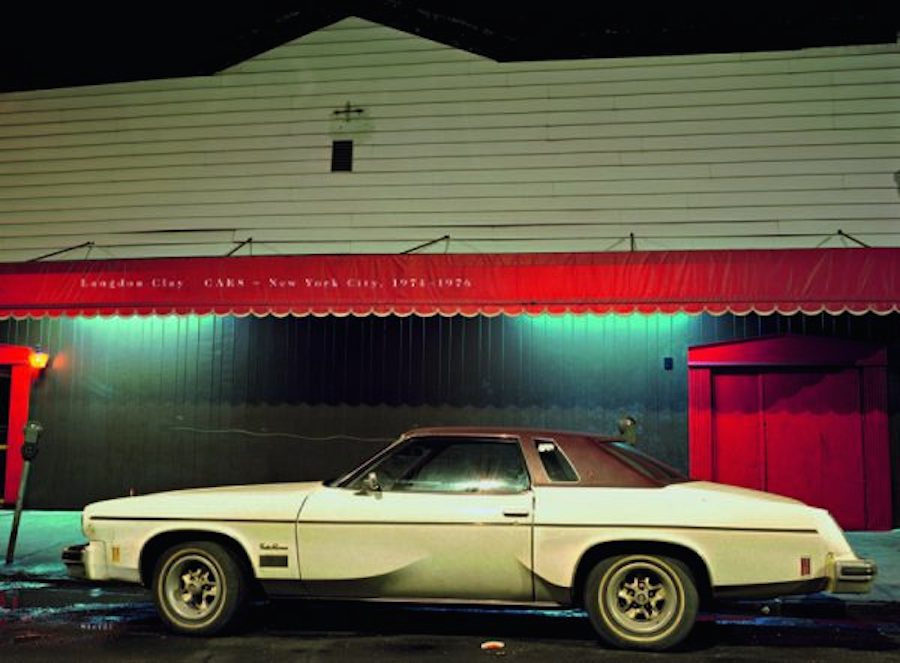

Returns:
688,335,891,530
0,344,45,505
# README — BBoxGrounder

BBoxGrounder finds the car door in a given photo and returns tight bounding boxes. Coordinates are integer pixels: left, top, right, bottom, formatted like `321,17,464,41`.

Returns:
296,435,534,601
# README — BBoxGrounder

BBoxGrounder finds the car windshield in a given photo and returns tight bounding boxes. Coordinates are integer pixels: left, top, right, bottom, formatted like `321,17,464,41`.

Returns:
603,442,689,484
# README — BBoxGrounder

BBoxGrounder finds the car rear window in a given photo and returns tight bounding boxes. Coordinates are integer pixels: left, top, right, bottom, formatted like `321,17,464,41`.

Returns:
535,439,578,482
603,442,688,483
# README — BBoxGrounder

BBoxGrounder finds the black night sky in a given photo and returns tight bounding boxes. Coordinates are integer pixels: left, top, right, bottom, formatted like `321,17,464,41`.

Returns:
2,2,899,92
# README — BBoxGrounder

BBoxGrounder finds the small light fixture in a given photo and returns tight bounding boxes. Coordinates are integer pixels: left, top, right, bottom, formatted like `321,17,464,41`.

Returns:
28,348,50,370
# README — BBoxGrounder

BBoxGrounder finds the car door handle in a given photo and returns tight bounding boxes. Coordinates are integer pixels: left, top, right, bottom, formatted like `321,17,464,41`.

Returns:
502,509,530,518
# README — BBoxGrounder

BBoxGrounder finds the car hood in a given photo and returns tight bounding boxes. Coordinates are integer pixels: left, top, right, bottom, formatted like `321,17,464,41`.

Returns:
84,481,323,522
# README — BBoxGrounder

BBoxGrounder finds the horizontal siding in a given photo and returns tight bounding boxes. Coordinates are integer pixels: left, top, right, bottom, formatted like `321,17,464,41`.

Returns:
2,103,897,146
3,173,889,203
0,16,898,260
1,129,897,167
1,218,897,250
1,155,894,187
2,206,895,238
2,183,897,215
3,66,897,126
2,77,896,133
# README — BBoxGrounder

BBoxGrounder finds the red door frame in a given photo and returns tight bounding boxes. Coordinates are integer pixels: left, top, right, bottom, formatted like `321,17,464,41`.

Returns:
0,344,42,506
687,334,891,530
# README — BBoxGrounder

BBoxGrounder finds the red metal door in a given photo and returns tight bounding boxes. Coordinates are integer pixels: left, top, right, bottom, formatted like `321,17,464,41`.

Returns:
690,335,891,530
762,369,865,530
711,372,762,490
710,367,866,530
0,367,9,499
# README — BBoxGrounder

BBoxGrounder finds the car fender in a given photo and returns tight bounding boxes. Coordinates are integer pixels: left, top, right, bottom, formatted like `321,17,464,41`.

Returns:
85,518,298,584
533,525,715,594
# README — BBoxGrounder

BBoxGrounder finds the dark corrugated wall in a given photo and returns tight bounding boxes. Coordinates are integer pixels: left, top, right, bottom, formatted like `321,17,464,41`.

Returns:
1,312,898,510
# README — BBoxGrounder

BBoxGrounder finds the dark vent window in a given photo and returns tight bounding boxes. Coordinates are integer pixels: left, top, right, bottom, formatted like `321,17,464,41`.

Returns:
535,439,578,482
331,140,353,172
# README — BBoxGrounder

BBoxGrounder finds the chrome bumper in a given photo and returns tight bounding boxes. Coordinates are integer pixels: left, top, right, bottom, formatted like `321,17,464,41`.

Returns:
62,543,87,579
830,557,877,594
62,541,108,581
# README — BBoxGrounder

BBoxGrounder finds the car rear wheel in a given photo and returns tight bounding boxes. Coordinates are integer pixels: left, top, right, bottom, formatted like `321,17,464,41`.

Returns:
584,554,698,651
153,541,248,635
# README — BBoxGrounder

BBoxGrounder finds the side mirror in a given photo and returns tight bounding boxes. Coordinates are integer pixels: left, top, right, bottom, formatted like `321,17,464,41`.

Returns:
363,471,381,493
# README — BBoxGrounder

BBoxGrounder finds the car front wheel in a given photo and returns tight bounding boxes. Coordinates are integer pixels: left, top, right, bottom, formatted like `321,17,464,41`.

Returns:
153,541,248,635
584,554,698,651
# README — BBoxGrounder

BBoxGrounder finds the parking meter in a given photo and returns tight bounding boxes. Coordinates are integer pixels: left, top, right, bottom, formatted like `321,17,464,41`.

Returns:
22,420,43,461
5,421,43,565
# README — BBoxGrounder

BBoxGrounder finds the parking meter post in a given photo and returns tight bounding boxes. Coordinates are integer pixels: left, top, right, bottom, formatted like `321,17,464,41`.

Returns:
5,462,32,565
5,420,42,566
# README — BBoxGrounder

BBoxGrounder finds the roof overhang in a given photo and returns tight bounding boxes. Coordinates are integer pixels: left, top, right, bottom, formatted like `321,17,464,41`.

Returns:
0,248,897,319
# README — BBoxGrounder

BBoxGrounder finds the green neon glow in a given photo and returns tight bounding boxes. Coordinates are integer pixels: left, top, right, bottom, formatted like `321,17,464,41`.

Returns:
71,314,215,340
67,315,218,382
511,313,695,362
513,312,694,336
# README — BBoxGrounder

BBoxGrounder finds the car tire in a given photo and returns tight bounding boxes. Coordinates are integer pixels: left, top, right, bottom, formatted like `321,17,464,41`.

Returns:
584,553,698,651
152,541,248,635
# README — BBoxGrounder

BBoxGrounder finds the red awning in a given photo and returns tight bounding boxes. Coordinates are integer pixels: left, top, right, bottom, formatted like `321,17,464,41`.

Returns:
0,248,897,318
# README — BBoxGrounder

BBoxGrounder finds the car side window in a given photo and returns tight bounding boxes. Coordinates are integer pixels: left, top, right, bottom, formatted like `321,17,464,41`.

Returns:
535,438,579,482
354,436,530,494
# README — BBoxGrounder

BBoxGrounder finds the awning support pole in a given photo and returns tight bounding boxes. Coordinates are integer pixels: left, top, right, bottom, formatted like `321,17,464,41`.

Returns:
837,229,870,248
27,241,94,262
401,234,450,255
227,237,253,257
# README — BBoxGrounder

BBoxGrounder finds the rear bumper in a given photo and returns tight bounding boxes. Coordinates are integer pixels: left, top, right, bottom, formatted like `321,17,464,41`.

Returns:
62,541,109,581
829,556,877,594
715,553,877,600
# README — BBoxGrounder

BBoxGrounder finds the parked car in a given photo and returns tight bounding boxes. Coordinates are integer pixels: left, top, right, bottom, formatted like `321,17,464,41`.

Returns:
63,427,875,651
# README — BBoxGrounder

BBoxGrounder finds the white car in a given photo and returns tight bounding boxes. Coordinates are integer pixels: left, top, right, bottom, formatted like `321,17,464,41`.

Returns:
63,427,876,651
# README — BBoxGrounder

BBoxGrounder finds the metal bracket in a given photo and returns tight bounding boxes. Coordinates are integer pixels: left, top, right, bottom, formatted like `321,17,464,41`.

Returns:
401,234,451,255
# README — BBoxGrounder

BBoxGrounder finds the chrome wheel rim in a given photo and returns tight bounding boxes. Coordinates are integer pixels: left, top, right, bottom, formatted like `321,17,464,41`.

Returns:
163,553,223,621
602,559,681,637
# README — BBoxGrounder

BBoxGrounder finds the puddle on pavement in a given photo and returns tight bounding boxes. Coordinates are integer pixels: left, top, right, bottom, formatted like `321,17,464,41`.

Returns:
0,581,154,629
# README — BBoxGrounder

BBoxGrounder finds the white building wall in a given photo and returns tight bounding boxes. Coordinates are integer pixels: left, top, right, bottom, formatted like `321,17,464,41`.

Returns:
0,17,897,261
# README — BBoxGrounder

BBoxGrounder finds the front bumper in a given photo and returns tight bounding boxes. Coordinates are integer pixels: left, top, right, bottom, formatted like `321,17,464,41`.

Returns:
829,556,877,594
62,541,109,581
62,543,87,579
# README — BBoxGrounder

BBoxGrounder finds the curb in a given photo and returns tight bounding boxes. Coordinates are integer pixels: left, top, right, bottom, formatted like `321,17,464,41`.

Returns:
717,597,900,620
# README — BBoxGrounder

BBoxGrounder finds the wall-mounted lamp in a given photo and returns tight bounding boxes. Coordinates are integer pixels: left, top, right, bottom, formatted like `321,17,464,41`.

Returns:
28,348,49,370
